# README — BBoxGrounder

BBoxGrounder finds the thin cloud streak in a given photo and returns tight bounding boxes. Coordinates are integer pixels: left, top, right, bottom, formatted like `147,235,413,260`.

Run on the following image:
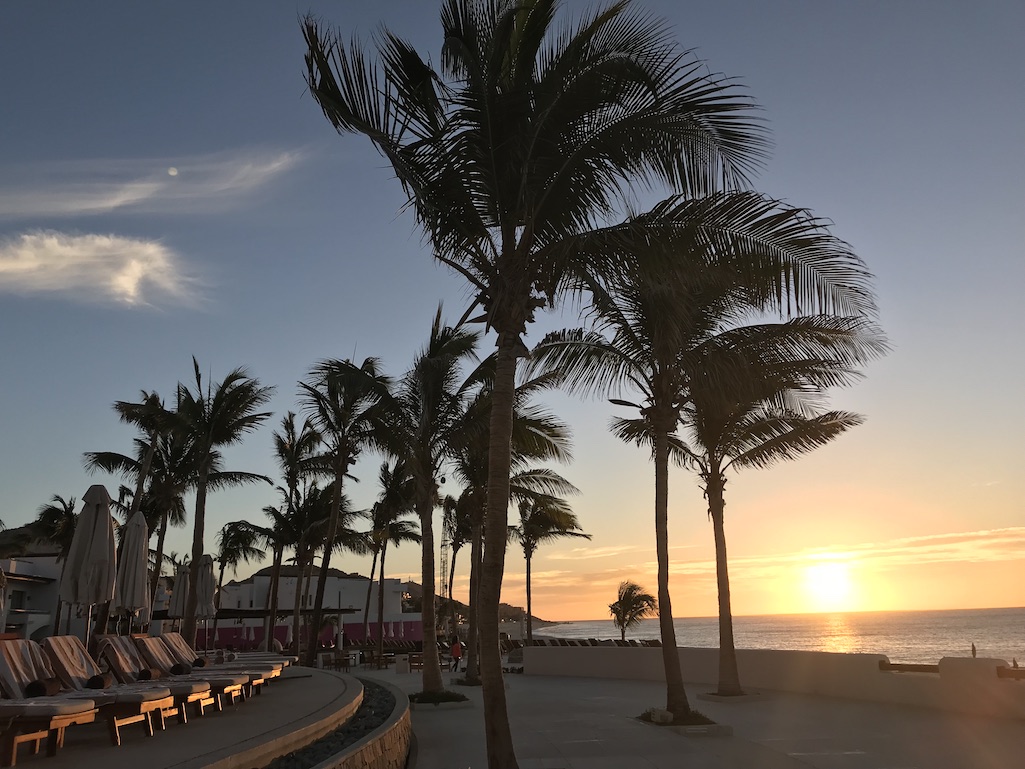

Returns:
0,231,201,306
0,150,301,218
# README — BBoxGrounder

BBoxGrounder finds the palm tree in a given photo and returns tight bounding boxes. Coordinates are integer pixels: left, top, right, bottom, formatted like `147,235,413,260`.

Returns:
212,520,265,643
374,510,420,667
385,310,479,693
363,460,417,643
530,189,882,712
508,496,588,644
299,358,390,666
676,314,883,694
304,3,766,761
34,495,78,634
175,358,274,646
609,581,657,643
441,493,471,633
266,413,324,650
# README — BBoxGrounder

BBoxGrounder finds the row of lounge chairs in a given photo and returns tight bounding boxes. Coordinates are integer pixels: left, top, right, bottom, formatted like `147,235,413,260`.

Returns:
0,632,293,766
500,637,662,653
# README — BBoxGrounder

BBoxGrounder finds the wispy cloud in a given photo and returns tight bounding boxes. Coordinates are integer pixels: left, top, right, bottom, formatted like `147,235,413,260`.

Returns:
0,230,200,306
0,149,301,218
548,544,643,561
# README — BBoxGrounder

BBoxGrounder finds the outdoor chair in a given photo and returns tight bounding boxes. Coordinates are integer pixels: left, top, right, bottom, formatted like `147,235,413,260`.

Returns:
40,636,177,745
132,638,246,710
0,642,97,769
96,635,216,722
158,633,278,696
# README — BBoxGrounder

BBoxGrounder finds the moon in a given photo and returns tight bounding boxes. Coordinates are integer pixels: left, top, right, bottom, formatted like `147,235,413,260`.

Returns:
167,167,178,176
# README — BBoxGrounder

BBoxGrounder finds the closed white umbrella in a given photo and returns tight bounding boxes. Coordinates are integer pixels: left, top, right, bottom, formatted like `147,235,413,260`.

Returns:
113,510,150,631
58,485,116,639
168,564,190,622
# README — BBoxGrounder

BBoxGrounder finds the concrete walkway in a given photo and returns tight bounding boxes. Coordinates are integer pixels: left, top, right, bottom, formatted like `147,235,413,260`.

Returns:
364,666,1024,769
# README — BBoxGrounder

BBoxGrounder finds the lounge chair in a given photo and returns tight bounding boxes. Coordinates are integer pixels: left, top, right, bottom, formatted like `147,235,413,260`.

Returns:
157,634,278,696
132,638,245,710
0,641,98,769
95,636,216,722
39,637,176,745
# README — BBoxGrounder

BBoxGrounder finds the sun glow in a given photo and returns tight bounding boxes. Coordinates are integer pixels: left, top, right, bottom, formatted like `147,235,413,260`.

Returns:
802,559,857,612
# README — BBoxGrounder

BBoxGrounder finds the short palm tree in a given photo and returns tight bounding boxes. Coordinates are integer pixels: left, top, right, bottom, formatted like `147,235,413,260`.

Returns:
34,495,78,633
174,358,274,645
299,358,391,665
508,495,587,644
373,511,420,666
609,581,657,643
212,520,265,642
304,1,766,760
363,460,417,643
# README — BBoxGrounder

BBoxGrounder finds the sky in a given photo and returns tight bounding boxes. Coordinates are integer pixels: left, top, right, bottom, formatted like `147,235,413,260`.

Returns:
1,1,1022,622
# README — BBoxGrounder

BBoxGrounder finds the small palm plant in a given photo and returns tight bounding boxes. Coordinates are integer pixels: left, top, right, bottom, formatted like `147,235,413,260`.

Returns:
609,581,658,643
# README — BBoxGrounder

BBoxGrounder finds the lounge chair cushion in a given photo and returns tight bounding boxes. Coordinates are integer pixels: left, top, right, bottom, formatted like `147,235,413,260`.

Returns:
24,677,62,697
0,639,59,699
0,698,97,717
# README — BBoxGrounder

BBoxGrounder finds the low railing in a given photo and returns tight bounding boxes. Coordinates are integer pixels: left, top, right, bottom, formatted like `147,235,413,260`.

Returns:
878,661,940,674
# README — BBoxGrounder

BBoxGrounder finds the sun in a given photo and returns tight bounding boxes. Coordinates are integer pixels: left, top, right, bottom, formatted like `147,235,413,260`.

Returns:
802,559,856,612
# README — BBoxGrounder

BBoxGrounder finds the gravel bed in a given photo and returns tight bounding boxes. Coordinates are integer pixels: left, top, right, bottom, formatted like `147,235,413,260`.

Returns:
264,678,398,769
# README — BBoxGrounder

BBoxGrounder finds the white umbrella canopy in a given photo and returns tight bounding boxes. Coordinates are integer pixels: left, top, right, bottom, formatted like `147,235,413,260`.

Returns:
195,555,217,619
167,564,190,619
113,510,150,618
58,485,116,607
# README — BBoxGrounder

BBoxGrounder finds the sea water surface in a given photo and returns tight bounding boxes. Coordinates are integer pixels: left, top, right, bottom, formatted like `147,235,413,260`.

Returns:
540,607,1024,665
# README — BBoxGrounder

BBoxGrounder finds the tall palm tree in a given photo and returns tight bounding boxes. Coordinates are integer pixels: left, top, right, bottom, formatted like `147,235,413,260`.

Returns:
212,520,265,642
385,310,480,693
304,2,766,761
299,358,390,666
677,314,883,694
609,581,657,643
508,496,588,644
363,460,417,643
34,495,78,634
266,413,324,650
175,358,274,646
530,190,881,714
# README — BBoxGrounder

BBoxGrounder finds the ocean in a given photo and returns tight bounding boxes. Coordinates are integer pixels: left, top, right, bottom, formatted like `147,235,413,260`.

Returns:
540,606,1025,665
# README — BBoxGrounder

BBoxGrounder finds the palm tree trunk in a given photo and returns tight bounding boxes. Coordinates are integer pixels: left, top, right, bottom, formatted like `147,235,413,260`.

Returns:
447,546,458,632
376,540,387,667
307,455,347,666
212,562,226,649
362,549,379,644
302,560,315,656
464,511,483,685
419,497,444,692
264,546,282,650
479,340,518,768
150,510,169,604
291,552,305,657
525,551,533,645
707,470,743,696
653,427,691,718
182,471,209,647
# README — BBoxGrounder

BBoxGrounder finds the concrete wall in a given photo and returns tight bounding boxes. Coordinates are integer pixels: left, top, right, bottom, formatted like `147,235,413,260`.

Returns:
523,646,1025,720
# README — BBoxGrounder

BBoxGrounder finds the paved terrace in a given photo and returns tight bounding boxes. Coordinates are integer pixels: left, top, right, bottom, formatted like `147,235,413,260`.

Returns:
16,662,1022,769
365,664,1024,769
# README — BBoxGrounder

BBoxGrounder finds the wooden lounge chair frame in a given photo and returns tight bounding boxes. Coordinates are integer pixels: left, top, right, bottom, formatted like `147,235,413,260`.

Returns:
132,637,244,711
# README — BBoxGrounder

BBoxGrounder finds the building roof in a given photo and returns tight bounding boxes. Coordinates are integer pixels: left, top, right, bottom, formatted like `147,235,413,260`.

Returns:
226,564,370,587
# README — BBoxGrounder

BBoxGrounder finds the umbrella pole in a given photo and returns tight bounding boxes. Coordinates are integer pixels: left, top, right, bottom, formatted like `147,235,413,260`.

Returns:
85,605,93,644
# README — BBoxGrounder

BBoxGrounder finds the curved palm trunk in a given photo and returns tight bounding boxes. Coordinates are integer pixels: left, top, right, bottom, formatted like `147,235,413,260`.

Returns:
362,548,379,644
707,470,743,695
264,546,283,650
447,546,459,632
376,540,388,666
464,512,483,685
524,550,533,645
182,470,209,647
307,456,347,666
479,342,518,768
418,497,444,692
150,510,170,604
653,428,691,718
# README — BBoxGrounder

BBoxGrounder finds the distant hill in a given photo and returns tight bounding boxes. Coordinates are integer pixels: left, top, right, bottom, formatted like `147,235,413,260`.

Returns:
402,581,547,625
